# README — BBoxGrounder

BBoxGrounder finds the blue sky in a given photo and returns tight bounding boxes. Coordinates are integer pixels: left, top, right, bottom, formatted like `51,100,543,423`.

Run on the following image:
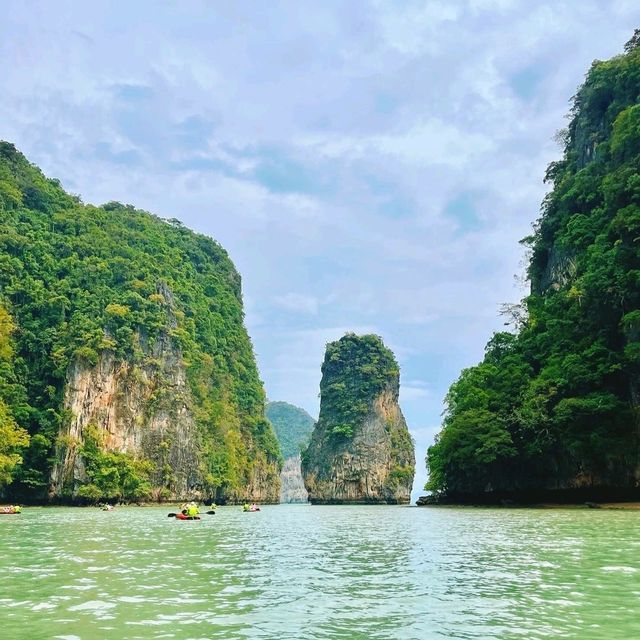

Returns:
2,1,639,499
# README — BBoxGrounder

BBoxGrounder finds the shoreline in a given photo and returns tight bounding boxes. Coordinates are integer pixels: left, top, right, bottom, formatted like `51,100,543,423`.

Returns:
415,499,640,510
416,487,640,509
0,501,281,509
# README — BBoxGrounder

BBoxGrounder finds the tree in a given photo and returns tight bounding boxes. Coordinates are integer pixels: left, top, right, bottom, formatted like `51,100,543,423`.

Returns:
624,28,640,53
0,399,29,488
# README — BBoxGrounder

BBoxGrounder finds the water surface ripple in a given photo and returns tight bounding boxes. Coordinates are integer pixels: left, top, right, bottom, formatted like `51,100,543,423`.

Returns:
1,505,639,639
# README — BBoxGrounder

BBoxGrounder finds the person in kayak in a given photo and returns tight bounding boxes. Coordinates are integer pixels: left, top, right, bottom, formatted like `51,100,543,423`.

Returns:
243,502,250,512
0,505,21,514
186,502,199,517
180,501,195,514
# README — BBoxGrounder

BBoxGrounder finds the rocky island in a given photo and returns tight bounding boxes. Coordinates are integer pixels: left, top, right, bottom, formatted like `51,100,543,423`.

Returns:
302,333,415,504
424,32,640,505
0,143,281,504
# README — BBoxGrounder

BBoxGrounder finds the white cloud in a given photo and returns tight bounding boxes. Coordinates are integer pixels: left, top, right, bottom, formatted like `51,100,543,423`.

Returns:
300,118,495,168
272,293,320,315
374,0,462,55
401,385,432,401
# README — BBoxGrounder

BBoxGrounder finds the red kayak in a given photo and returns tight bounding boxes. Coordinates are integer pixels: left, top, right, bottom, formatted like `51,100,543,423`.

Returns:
175,513,200,520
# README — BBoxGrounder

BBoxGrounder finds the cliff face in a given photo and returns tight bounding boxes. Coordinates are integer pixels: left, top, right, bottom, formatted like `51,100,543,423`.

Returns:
49,329,200,500
0,143,281,503
280,455,308,503
302,334,415,504
49,330,281,503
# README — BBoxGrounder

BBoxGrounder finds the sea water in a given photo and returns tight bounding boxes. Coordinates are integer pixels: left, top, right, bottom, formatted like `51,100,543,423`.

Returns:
1,504,639,639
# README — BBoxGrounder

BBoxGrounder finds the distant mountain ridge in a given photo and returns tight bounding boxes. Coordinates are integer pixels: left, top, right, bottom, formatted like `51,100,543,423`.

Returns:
266,401,315,459
266,401,315,503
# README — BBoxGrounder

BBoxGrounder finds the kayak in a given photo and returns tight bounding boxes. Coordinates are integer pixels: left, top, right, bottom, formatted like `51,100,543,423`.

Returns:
0,511,20,515
175,513,200,520
0,507,21,515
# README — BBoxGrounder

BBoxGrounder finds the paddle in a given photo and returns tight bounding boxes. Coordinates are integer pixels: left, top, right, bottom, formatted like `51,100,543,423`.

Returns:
169,506,214,517
167,511,216,518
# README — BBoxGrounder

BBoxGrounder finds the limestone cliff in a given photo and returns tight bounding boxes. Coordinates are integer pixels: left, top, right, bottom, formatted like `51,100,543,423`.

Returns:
302,334,415,504
279,455,309,503
425,34,640,503
50,329,201,501
0,143,281,503
48,295,281,504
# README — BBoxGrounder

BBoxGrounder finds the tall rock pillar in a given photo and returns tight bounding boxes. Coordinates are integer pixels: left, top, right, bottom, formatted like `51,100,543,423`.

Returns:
302,334,415,504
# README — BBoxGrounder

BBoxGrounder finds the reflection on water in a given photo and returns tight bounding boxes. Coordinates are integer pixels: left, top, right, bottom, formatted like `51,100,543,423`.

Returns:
1,505,639,639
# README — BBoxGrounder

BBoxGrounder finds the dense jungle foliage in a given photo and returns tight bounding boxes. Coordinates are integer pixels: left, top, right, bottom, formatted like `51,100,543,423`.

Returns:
426,33,640,499
0,304,29,487
318,334,399,440
265,401,315,459
0,142,281,500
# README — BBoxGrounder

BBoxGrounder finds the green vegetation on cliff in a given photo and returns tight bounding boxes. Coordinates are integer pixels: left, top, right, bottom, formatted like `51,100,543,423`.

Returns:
76,425,154,502
0,304,30,489
427,33,640,499
0,142,281,501
266,401,315,459
302,333,414,504
318,333,399,439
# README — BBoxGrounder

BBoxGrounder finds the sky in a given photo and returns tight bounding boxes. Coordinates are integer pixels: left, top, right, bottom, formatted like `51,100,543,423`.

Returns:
2,1,639,500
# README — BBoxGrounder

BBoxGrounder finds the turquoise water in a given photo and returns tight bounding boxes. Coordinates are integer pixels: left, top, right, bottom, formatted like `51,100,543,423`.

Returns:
1,505,639,639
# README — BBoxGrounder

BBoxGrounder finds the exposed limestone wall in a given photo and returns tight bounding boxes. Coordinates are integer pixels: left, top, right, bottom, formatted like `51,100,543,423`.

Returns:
303,385,414,504
538,245,577,293
280,455,308,503
49,330,202,500
49,329,281,504
224,453,281,504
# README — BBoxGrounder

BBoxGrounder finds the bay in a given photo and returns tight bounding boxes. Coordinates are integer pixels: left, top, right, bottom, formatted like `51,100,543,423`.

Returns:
1,505,639,639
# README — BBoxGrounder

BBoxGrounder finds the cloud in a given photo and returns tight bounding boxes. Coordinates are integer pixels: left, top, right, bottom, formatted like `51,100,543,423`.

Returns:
374,0,462,55
297,118,496,171
400,385,432,401
272,293,320,315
